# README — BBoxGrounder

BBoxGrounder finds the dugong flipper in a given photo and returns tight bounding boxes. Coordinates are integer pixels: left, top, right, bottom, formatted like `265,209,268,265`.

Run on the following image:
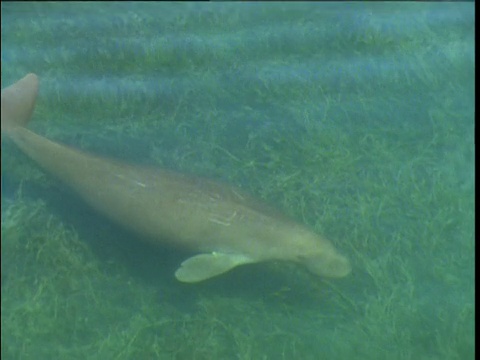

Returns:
175,253,255,283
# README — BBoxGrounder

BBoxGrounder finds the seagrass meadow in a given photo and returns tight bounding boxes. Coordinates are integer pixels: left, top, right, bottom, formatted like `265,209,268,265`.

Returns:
1,3,474,360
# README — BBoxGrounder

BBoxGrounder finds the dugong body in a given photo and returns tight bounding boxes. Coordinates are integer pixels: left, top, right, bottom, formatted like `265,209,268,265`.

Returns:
1,74,351,282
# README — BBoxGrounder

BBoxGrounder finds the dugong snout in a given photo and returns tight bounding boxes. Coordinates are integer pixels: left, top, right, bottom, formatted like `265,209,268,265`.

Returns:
303,251,352,278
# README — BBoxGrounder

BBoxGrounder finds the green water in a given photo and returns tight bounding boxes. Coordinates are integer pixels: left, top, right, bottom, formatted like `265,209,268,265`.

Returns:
1,2,474,359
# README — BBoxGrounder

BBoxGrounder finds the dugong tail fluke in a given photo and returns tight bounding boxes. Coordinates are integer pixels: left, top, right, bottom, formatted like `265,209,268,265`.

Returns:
1,73,39,133
1,73,351,283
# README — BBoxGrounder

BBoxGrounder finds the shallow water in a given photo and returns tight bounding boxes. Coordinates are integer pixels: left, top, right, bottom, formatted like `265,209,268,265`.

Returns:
1,3,474,360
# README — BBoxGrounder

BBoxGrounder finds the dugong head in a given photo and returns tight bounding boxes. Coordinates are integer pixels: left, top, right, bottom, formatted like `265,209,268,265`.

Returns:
302,251,351,278
289,228,351,278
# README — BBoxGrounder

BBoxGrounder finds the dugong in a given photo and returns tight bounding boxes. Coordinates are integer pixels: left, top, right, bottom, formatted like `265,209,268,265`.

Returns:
1,73,351,283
